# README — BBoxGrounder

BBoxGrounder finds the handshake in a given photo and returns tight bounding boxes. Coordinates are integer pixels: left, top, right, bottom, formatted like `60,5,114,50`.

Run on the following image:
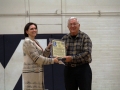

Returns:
53,57,66,63
53,56,72,64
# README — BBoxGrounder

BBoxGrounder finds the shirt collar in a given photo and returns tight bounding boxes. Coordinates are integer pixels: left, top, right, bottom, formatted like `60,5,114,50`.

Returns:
68,30,81,39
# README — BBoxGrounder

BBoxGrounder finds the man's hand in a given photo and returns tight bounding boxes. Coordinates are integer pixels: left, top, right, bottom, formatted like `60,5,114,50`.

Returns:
64,56,72,62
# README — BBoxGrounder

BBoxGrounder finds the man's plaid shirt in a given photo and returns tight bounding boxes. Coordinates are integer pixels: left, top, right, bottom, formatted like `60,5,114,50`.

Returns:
61,30,92,65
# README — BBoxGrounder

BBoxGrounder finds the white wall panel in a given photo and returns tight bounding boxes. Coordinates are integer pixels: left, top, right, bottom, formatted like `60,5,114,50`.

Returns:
30,16,61,24
29,0,62,34
37,25,61,34
0,17,26,34
0,63,4,90
65,0,120,13
0,0,25,14
29,0,61,13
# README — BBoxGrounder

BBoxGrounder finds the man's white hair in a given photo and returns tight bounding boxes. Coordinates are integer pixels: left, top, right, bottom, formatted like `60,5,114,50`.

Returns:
68,17,79,24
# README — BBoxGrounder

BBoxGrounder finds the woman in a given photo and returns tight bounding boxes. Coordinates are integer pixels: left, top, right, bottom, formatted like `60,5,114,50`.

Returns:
22,22,58,90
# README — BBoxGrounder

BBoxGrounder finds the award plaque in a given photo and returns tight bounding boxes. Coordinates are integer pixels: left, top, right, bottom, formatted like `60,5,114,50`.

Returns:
51,39,66,61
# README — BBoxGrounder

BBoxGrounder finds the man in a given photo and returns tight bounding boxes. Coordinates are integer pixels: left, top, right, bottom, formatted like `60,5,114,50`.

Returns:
62,17,92,90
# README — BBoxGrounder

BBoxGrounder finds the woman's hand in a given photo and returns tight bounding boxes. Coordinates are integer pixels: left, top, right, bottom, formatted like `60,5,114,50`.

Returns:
47,42,52,49
53,57,59,63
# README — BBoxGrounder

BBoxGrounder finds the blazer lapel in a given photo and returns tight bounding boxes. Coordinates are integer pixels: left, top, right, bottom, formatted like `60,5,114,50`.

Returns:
33,40,43,52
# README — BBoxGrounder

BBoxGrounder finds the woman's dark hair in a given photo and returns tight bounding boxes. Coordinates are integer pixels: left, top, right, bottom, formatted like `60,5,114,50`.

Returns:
24,22,38,37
